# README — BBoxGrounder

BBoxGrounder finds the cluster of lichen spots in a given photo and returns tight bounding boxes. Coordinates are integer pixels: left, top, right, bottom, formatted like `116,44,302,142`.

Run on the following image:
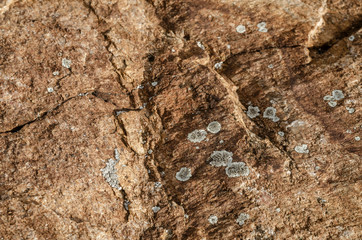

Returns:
101,148,122,190
226,162,250,177
187,129,207,143
176,167,192,181
236,213,249,226
323,90,344,107
235,22,268,34
208,150,233,167
263,107,280,122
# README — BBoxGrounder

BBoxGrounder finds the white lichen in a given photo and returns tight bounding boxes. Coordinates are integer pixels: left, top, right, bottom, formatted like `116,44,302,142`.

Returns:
236,213,249,226
151,81,158,87
247,106,260,119
52,71,59,76
101,158,121,190
214,62,223,69
101,149,122,190
355,136,360,141
47,87,54,93
187,129,207,143
236,25,246,33
294,144,309,154
154,182,162,188
257,22,268,32
323,95,334,101
348,35,355,41
324,90,344,107
278,131,285,137
208,215,218,225
226,162,250,177
268,64,274,69
196,41,205,50
328,101,337,107
263,107,279,122
346,107,355,114
257,22,267,28
209,150,233,167
332,90,344,100
61,58,71,68
207,121,221,134
152,206,161,213
176,167,192,181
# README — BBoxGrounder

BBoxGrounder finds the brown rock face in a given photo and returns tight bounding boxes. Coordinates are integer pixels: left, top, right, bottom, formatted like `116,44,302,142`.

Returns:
0,0,361,239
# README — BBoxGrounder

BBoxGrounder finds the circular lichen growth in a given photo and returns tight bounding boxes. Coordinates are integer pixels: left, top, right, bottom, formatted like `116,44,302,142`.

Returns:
247,106,260,119
208,215,218,225
236,213,249,226
332,90,344,100
207,121,221,134
226,162,249,177
263,107,279,122
187,130,207,143
236,25,246,33
208,150,233,167
176,167,192,181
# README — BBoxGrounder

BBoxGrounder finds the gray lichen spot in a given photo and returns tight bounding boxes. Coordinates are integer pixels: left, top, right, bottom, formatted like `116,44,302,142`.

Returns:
323,95,334,101
207,121,221,133
47,87,54,93
236,213,249,226
101,159,121,190
226,162,250,177
348,35,355,41
268,64,274,69
257,22,267,28
247,106,260,119
257,22,268,32
148,149,153,154
123,200,130,210
152,206,161,213
61,58,71,68
346,107,355,114
214,62,223,69
328,101,337,107
278,131,285,137
209,150,233,167
332,90,344,100
196,41,205,50
294,144,309,154
355,136,360,141
236,24,246,33
187,129,207,143
263,107,279,122
114,148,120,161
52,71,59,76
154,182,162,188
176,167,192,181
208,215,218,225
151,81,158,87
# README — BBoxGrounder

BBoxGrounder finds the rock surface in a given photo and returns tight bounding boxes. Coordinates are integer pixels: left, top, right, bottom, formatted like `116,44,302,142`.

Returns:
0,0,361,239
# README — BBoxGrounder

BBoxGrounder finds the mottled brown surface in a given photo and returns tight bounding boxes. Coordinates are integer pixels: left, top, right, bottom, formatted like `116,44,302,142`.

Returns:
0,0,361,239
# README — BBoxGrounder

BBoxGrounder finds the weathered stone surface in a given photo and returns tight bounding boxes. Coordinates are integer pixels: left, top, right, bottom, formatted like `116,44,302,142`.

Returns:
0,0,361,239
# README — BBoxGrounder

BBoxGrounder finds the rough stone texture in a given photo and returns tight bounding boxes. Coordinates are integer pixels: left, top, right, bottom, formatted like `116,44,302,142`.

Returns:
0,0,361,239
